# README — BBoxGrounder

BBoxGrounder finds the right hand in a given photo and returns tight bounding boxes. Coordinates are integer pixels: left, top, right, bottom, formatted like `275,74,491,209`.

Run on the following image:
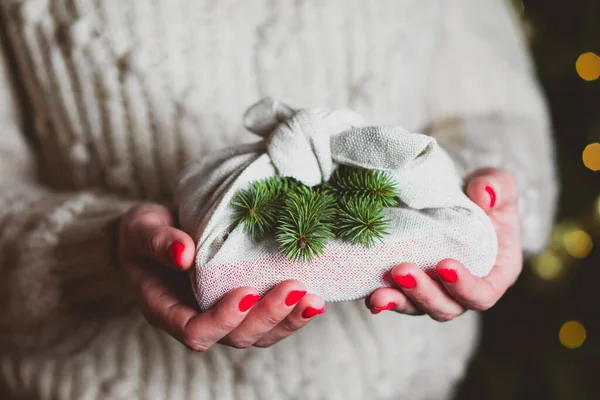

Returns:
118,203,325,351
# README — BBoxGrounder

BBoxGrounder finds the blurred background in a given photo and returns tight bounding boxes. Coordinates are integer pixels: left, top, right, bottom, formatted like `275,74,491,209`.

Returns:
456,1,600,399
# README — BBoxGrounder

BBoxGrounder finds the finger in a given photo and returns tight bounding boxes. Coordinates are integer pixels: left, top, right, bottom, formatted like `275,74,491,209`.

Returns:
436,258,519,311
390,263,465,322
127,213,195,270
367,288,422,315
127,203,174,226
465,168,523,280
222,280,307,348
465,168,519,214
136,267,259,351
253,294,325,348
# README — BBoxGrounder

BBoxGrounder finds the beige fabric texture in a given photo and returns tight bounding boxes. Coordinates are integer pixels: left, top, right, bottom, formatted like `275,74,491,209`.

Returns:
0,1,556,399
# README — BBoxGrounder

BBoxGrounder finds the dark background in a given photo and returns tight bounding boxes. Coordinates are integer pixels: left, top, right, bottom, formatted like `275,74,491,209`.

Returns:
456,1,600,399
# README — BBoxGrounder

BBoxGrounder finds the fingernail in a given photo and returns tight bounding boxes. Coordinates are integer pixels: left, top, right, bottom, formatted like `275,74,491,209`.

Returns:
372,302,396,312
168,242,185,268
239,294,260,312
485,186,496,208
393,274,416,289
302,306,325,319
437,267,458,283
285,290,307,306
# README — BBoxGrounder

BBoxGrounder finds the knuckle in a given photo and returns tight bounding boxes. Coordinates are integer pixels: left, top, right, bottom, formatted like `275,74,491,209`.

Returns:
183,338,210,352
122,213,144,237
224,331,256,349
212,316,239,333
432,311,459,323
253,339,274,349
139,281,154,298
278,318,299,334
227,336,254,349
181,331,210,352
120,214,135,234
258,310,283,328
470,298,496,312
414,293,434,306
148,230,163,256
145,289,166,311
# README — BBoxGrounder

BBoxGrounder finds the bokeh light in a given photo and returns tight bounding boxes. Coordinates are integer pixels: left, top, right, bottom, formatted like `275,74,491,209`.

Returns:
595,196,600,222
532,251,564,281
582,143,600,171
563,229,593,259
559,320,587,349
575,52,600,81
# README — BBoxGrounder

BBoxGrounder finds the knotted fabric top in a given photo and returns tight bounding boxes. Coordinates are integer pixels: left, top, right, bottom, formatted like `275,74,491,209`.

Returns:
241,98,465,212
243,97,366,186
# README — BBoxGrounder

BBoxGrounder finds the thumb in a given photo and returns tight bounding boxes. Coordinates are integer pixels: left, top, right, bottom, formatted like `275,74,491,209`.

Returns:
125,205,195,271
465,168,519,214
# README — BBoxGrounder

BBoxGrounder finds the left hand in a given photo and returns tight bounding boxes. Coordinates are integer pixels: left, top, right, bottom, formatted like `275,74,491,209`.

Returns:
366,168,522,321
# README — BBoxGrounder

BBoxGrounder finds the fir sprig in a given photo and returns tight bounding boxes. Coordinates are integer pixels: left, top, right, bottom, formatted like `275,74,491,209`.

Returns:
334,198,390,248
329,166,399,207
230,166,399,263
275,190,336,263
230,177,281,239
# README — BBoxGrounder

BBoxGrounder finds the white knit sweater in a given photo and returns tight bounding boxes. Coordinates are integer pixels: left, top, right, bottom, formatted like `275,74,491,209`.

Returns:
0,1,556,399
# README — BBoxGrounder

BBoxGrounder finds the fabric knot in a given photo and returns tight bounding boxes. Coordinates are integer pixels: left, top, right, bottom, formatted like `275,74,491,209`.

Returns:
243,97,366,186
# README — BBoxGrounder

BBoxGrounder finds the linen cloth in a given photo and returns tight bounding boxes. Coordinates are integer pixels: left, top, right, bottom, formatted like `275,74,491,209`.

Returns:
178,98,498,310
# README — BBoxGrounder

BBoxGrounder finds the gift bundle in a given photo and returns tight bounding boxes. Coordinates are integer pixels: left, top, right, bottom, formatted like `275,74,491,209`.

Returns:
177,98,497,311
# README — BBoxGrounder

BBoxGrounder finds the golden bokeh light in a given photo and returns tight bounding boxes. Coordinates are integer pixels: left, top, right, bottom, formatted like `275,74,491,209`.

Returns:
563,229,593,259
582,143,600,171
550,222,575,249
576,52,600,81
532,251,564,281
559,320,586,349
595,196,600,222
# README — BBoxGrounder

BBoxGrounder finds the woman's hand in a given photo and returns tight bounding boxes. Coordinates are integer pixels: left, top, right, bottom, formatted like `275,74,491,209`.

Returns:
118,204,325,350
366,168,522,320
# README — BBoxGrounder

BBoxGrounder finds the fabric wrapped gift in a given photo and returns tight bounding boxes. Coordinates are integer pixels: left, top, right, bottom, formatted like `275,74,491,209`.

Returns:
177,98,498,311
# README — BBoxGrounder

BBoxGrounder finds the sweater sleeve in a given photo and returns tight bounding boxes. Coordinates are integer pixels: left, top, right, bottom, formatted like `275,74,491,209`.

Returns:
425,0,558,255
0,38,138,351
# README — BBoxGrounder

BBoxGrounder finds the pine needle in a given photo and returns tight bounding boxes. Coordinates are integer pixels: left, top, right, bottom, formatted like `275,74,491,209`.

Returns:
230,166,399,262
334,197,391,248
275,190,335,263
329,166,399,207
230,177,281,239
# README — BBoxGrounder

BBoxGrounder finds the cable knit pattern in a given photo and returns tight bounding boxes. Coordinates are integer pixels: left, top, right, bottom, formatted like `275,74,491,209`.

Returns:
0,1,556,399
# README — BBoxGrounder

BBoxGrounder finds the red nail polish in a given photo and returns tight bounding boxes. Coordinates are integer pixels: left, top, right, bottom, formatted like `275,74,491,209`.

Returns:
485,186,496,208
393,274,416,289
285,290,307,306
239,294,260,312
168,242,185,268
372,302,396,312
437,268,458,283
302,306,325,319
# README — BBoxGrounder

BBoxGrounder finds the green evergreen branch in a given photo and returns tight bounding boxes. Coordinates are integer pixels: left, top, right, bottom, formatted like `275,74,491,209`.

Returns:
230,166,399,262
334,198,391,248
230,177,282,239
275,190,335,263
329,166,399,207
